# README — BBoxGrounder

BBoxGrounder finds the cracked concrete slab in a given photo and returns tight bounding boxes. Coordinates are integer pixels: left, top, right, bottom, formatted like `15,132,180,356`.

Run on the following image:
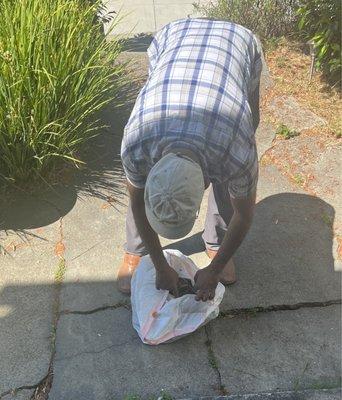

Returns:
60,195,129,312
267,96,327,132
59,162,341,315
49,307,218,399
0,242,56,394
0,186,76,395
209,305,341,395
103,0,206,36
2,389,35,400
165,164,341,310
255,122,275,160
266,131,342,243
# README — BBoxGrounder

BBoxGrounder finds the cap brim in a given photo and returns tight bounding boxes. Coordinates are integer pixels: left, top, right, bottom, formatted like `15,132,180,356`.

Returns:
145,205,196,240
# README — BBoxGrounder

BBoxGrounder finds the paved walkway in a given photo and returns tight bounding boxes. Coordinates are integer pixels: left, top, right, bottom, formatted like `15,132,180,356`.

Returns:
104,0,209,35
1,5,341,400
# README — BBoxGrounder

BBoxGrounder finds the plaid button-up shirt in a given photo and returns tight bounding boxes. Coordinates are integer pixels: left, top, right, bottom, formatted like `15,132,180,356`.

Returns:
121,18,262,198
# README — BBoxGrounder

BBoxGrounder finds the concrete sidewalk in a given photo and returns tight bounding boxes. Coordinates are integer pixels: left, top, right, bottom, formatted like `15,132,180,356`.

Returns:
103,0,210,35
1,49,341,400
1,5,341,400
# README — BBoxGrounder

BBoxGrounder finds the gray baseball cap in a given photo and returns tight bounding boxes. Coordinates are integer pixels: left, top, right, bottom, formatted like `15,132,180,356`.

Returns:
144,152,205,239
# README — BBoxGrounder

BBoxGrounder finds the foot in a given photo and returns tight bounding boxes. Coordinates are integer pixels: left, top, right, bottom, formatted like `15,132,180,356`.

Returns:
205,249,237,285
117,253,141,294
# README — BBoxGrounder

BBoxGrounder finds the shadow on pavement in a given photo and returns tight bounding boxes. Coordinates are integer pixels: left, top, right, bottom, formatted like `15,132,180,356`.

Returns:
164,232,206,255
121,34,153,52
0,85,140,234
1,192,341,397
166,192,337,277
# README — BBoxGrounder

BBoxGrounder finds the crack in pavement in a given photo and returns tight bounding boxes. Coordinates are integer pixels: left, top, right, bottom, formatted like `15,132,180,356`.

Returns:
32,199,66,400
1,385,38,399
54,336,141,363
59,301,131,315
0,370,51,400
2,298,338,397
204,326,227,396
10,188,338,400
59,299,340,319
0,196,66,400
70,239,110,261
218,299,341,319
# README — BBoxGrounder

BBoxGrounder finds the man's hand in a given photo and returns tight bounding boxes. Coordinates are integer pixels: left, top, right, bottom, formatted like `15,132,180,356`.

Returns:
156,261,180,297
194,265,220,302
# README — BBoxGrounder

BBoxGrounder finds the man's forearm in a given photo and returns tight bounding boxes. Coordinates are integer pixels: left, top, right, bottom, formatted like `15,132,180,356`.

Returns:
210,211,252,273
130,198,167,270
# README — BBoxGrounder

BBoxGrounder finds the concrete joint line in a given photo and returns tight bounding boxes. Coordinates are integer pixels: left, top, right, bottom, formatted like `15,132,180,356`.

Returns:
219,299,341,319
25,224,68,400
152,0,157,31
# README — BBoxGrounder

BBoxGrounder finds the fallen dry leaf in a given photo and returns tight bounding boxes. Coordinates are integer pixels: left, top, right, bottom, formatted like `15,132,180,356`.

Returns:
54,241,65,257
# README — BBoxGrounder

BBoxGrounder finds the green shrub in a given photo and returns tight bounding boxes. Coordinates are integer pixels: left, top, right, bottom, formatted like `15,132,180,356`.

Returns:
0,0,125,185
297,0,341,81
193,0,299,41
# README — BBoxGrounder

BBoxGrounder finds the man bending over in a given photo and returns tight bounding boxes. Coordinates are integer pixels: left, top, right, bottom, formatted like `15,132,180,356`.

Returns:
119,18,262,301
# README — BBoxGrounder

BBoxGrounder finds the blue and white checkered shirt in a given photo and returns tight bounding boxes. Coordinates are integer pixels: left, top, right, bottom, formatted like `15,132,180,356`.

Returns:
121,18,262,198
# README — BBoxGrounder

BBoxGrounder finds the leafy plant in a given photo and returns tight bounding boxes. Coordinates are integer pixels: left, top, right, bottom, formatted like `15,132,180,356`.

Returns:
81,0,117,26
0,0,126,185
276,124,300,139
193,0,299,42
297,0,341,82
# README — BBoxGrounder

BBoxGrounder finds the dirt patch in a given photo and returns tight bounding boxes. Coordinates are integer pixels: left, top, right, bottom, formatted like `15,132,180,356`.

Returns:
262,39,341,137
260,40,341,256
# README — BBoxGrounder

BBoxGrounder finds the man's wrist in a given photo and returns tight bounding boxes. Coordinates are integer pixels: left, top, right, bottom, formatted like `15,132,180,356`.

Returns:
150,252,168,271
207,262,225,275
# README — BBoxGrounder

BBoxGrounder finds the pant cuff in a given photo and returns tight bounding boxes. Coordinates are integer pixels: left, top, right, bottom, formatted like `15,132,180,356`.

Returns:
204,242,221,252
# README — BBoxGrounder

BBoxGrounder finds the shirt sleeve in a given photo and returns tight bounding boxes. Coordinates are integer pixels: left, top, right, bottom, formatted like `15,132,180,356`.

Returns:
249,35,263,95
121,153,146,189
147,24,169,75
228,145,259,199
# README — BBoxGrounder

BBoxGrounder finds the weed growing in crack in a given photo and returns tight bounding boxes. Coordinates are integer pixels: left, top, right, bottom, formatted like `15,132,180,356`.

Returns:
246,309,258,318
293,173,305,186
49,323,57,351
205,339,219,370
157,390,174,400
276,124,300,140
293,361,310,391
123,391,174,400
309,377,342,390
55,259,66,283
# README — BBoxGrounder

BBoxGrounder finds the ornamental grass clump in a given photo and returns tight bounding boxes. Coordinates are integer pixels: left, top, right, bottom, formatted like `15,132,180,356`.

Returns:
0,0,125,184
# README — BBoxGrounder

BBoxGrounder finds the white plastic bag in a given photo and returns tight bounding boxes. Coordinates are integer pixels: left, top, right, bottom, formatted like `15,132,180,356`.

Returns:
131,249,225,345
